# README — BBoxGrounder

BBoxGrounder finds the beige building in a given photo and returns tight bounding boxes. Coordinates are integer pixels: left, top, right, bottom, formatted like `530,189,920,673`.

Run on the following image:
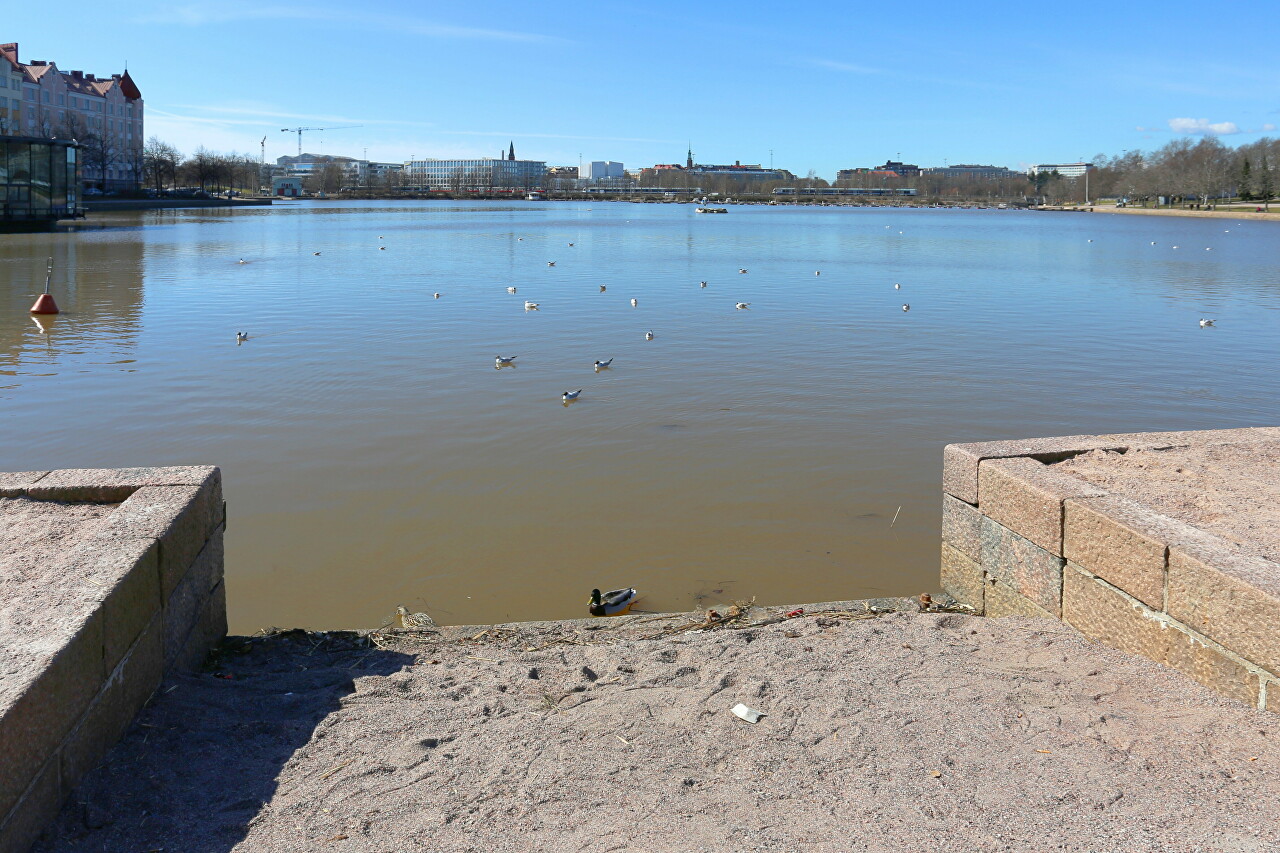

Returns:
0,42,143,190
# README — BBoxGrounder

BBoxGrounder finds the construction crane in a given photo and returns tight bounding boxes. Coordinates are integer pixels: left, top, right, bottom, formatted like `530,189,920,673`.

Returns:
280,126,362,157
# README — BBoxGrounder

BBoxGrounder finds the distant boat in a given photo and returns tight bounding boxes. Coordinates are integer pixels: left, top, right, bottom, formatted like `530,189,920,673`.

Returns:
525,192,544,200
696,207,728,214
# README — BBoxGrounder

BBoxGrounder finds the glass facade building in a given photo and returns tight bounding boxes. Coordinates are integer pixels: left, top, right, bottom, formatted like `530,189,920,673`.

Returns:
0,136,81,229
403,158,547,191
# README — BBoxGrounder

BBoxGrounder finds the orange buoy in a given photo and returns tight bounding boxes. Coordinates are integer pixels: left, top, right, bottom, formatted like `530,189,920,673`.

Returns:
30,293,59,314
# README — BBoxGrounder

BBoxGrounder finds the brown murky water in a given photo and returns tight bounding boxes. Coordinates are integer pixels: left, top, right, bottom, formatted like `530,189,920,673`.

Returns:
3,202,1278,630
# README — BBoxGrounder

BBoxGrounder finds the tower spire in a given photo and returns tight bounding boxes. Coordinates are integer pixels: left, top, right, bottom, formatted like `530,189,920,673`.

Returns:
508,141,515,161
686,144,693,169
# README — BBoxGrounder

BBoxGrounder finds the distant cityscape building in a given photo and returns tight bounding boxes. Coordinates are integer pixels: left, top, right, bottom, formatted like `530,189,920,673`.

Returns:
582,160,625,181
403,142,546,190
922,164,1024,180
837,160,920,182
648,149,793,182
547,166,578,179
1028,162,1093,178
0,42,142,190
272,176,303,197
272,153,402,184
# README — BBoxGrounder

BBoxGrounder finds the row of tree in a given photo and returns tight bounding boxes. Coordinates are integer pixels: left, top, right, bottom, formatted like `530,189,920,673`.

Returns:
137,135,1280,205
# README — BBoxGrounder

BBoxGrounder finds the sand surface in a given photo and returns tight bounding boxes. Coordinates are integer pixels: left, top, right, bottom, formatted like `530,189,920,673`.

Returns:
1056,443,1280,562
1088,206,1280,222
34,601,1280,853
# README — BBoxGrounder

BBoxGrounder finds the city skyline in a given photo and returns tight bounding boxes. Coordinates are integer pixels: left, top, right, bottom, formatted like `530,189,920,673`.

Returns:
5,0,1277,178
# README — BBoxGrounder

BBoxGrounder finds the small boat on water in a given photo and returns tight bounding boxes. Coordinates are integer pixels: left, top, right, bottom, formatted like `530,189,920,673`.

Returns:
696,207,728,214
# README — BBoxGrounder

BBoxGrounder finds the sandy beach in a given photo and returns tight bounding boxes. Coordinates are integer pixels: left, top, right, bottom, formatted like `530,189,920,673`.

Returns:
1087,204,1279,222
34,599,1280,853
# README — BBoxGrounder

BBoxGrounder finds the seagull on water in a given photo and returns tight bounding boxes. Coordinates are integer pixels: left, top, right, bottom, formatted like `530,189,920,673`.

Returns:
495,355,518,366
815,270,821,276
547,261,556,267
736,302,750,310
568,242,574,247
902,304,911,312
235,331,249,343
433,292,441,299
237,258,247,264
894,283,901,290
630,298,638,307
700,281,707,288
525,301,540,311
645,330,654,340
507,286,518,293
379,246,386,250
1199,318,1215,327
738,268,748,274
313,252,321,256
594,358,613,371
600,285,607,292
563,389,582,402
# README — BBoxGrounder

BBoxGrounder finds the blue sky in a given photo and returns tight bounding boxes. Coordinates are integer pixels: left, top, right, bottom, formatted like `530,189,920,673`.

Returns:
7,0,1278,177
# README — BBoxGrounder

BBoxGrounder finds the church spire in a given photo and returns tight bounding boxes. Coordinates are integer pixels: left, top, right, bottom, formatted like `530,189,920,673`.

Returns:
686,144,693,169
508,141,515,161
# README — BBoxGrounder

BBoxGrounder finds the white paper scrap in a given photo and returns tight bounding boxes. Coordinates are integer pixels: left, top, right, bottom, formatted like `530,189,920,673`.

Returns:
731,703,764,724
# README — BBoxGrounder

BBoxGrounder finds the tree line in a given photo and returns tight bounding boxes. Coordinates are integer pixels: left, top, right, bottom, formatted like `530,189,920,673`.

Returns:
139,134,1280,206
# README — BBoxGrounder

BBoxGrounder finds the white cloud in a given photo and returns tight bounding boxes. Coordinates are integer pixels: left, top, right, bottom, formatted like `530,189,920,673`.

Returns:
1167,117,1240,136
1263,123,1277,132
137,3,556,42
807,58,883,75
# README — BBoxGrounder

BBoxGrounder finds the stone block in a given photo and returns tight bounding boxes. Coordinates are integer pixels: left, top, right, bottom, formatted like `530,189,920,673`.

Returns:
980,517,1065,617
97,482,224,599
1167,539,1280,675
0,471,50,498
984,577,1056,619
1064,565,1258,706
172,581,228,672
0,754,61,853
0,610,103,823
1062,495,1206,609
940,543,984,614
27,466,220,504
978,457,1105,556
942,428,1280,508
60,613,163,789
163,526,225,669
1268,682,1280,715
75,537,160,675
941,494,982,562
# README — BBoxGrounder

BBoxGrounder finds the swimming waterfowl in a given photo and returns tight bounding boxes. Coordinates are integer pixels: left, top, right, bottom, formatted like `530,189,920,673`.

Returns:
507,286,518,293
589,587,637,617
313,252,321,256
594,358,613,371
235,331,249,343
700,281,707,288
894,283,901,290
600,285,607,292
563,389,582,402
630,298,638,307
547,261,556,267
1199,318,1216,327
396,605,436,630
237,258,247,264
738,268,748,274
735,302,750,310
495,355,518,366
902,304,910,312
645,330,654,340
525,301,540,310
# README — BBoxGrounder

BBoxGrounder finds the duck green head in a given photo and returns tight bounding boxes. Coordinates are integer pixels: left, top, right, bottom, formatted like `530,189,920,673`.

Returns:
590,589,602,605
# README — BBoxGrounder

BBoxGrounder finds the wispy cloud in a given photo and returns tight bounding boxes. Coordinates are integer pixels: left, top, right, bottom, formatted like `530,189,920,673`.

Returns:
137,3,558,43
806,58,883,75
1168,117,1241,136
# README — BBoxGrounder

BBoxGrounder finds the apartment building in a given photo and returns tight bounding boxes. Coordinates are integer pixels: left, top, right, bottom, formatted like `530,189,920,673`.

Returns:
0,42,143,190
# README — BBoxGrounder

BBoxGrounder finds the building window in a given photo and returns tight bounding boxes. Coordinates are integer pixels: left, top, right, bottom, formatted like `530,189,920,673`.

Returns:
42,91,49,103
57,95,64,105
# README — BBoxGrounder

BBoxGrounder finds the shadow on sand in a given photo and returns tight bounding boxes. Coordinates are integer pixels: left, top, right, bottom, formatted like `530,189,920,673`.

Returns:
34,630,413,853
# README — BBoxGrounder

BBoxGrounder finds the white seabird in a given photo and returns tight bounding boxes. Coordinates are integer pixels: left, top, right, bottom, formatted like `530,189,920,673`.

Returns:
735,302,750,310
594,358,613,371
507,286,518,293
496,355,518,366
645,330,654,341
524,301,540,311
1199,318,1216,327
630,298,638,307
562,389,582,402
902,304,911,312
236,331,249,343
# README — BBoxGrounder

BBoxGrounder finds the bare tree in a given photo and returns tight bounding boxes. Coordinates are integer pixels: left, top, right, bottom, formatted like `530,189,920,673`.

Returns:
142,137,180,191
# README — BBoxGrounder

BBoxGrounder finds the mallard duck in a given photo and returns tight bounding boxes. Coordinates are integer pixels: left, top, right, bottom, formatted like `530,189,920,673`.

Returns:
396,605,436,629
589,587,637,617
